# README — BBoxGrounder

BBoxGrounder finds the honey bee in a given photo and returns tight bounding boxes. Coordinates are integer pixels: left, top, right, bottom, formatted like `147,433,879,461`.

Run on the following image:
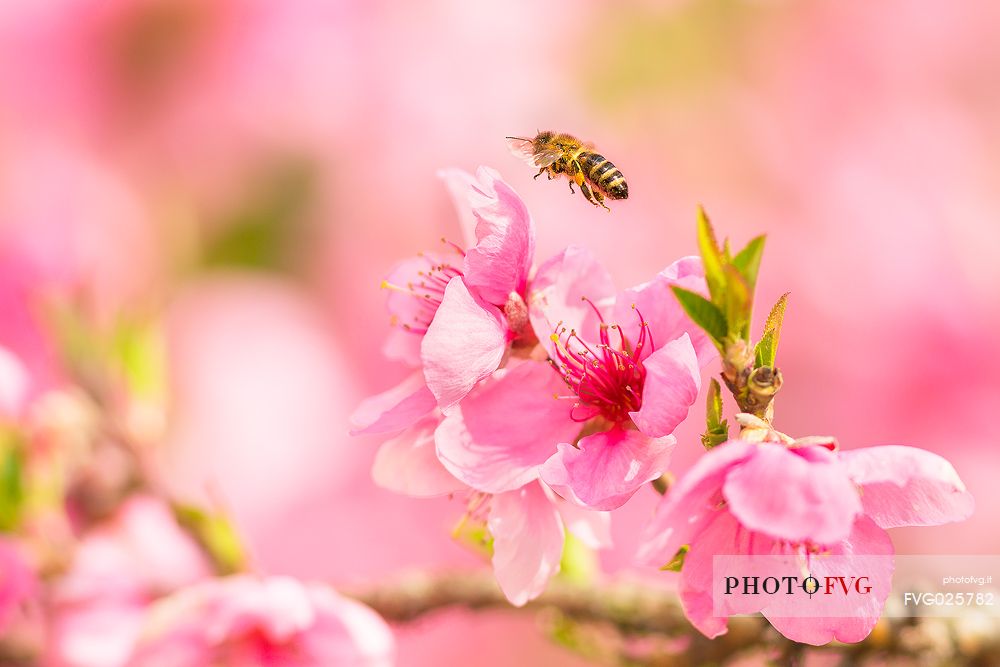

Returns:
506,131,628,210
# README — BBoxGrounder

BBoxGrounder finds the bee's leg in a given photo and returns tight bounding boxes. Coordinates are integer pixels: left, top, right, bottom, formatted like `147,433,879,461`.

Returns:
592,188,610,211
568,179,575,193
579,181,599,207
534,167,547,180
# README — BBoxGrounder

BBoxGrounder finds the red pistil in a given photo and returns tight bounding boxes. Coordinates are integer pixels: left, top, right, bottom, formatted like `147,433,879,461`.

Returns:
549,299,654,424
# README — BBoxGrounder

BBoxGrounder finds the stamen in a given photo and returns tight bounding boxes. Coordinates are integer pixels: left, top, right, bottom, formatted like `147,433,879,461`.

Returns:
383,246,464,334
440,237,467,257
548,304,652,424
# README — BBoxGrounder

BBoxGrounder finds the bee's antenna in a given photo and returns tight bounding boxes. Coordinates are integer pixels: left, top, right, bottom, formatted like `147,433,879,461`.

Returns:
505,136,529,141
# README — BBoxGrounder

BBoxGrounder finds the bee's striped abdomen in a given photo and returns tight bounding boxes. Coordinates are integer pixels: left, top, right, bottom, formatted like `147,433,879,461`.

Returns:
579,151,628,200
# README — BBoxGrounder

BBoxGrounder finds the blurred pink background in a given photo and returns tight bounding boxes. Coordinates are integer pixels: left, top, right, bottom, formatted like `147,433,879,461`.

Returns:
2,1,998,664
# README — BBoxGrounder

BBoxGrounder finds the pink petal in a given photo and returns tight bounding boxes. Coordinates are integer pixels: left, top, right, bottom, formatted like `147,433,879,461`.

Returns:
348,372,435,436
677,510,745,639
528,245,616,355
304,585,396,666
723,444,861,545
636,440,755,566
452,167,534,306
628,333,701,438
765,515,894,645
613,256,716,367
489,483,564,606
542,427,676,511
381,328,422,367
371,417,466,497
557,502,613,550
382,252,458,341
437,168,480,247
421,277,508,409
434,361,576,494
839,445,974,529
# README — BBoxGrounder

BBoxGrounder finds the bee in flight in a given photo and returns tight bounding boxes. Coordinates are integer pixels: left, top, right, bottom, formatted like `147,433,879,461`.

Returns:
506,131,628,210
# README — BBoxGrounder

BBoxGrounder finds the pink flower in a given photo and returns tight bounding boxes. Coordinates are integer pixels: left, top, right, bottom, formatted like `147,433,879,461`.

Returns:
487,481,610,606
535,248,714,511
636,439,974,645
420,167,536,410
0,538,35,634
350,166,536,437
128,575,395,667
370,363,610,606
379,247,464,367
373,382,610,606
435,246,712,512
47,495,212,667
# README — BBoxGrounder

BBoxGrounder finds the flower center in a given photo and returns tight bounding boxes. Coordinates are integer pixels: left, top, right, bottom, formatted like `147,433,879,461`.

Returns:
549,299,654,424
382,239,464,334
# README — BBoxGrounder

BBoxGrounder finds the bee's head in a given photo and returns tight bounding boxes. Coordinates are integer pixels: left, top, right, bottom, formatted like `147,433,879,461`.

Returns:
534,131,554,147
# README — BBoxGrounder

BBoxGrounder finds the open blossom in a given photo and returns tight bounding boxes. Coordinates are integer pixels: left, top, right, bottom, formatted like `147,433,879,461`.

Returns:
372,367,611,606
355,167,713,606
636,438,975,645
436,245,715,515
127,575,395,667
349,166,536,438
484,480,612,606
422,246,714,602
532,246,716,510
353,166,597,607
47,495,212,667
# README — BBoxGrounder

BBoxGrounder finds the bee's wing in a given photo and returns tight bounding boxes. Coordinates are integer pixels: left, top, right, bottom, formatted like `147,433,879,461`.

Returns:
505,137,562,168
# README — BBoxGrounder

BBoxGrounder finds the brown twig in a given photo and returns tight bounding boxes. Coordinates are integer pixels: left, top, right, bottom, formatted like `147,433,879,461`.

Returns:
347,570,1000,666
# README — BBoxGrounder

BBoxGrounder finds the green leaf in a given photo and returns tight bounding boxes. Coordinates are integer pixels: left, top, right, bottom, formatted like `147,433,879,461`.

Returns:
732,235,766,295
706,378,723,429
112,320,166,400
671,286,727,346
173,504,247,575
696,205,727,305
0,435,24,531
754,329,776,368
452,516,494,561
722,264,751,340
661,545,689,572
703,379,730,449
702,423,729,449
201,161,314,272
651,473,674,495
764,292,789,335
754,292,789,368
559,533,599,585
